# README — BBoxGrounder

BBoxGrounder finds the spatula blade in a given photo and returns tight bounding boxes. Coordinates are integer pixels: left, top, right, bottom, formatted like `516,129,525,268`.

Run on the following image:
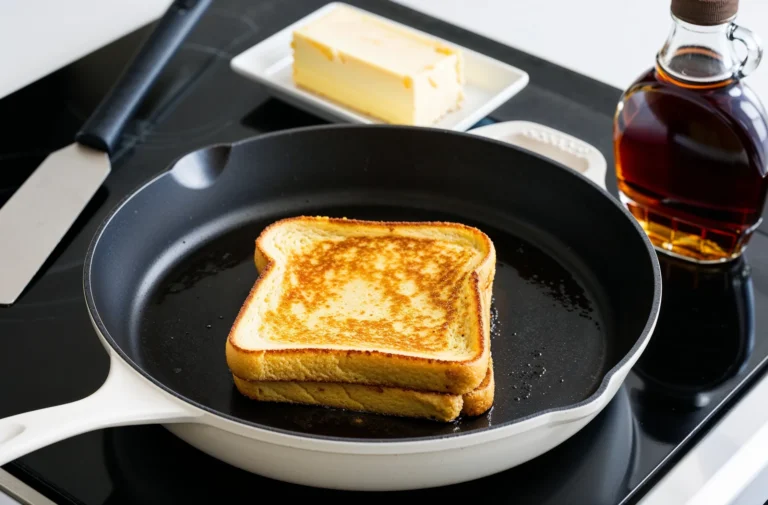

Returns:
0,143,109,305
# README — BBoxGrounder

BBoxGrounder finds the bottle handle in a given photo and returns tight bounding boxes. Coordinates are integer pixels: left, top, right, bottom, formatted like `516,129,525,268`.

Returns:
729,23,763,79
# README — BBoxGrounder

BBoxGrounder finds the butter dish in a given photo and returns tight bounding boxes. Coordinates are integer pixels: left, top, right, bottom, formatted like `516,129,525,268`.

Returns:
230,2,529,131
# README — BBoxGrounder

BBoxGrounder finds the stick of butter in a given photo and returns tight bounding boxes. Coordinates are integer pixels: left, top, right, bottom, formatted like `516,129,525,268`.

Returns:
291,5,464,126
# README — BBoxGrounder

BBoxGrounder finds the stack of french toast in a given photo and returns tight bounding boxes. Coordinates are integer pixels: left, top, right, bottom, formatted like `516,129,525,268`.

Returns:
225,216,496,422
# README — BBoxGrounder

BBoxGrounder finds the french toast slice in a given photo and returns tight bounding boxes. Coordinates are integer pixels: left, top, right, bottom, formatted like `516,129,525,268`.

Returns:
226,216,496,395
232,361,494,422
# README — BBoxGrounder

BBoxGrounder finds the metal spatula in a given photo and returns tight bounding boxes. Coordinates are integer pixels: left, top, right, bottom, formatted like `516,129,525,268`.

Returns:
0,0,211,305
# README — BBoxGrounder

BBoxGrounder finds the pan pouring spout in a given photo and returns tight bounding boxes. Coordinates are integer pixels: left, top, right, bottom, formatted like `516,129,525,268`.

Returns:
171,144,232,190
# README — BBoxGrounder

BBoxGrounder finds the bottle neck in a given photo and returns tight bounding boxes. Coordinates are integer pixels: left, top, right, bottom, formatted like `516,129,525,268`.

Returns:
657,15,740,84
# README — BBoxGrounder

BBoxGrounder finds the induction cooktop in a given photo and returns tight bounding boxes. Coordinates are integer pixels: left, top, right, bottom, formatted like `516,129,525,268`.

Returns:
2,1,768,504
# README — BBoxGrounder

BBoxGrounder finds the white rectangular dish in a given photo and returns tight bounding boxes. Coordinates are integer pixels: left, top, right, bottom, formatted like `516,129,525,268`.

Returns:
229,2,529,131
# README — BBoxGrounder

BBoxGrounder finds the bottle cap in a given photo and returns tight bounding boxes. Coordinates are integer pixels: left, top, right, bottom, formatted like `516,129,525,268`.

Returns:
671,0,738,25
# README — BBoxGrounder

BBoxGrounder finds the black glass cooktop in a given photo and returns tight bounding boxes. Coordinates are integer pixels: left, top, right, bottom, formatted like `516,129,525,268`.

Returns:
2,1,768,504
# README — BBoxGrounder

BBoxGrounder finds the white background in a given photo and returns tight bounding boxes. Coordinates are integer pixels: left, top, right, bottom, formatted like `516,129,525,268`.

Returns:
1,0,767,101
394,0,768,99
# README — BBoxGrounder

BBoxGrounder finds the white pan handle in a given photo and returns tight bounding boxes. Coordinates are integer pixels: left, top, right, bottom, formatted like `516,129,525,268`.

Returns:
0,353,199,466
468,120,608,190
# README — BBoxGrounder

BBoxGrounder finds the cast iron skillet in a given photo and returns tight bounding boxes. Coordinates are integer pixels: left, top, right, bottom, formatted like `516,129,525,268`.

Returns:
0,125,661,490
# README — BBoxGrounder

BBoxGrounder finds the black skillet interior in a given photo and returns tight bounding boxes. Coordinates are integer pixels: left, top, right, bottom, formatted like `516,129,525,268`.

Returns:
85,125,659,441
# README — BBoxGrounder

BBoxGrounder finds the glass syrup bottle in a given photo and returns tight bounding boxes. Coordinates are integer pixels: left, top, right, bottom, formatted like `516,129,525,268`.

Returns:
614,0,768,263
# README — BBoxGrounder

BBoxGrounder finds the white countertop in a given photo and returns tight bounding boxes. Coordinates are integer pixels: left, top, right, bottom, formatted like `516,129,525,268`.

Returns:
1,1,768,504
1,0,767,101
2,0,767,101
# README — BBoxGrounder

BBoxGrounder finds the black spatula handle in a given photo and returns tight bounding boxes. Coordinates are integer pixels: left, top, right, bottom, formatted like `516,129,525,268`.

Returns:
75,0,212,154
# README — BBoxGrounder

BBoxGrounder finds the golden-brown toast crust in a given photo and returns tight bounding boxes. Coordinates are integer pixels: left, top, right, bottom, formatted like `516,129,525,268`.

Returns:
262,235,477,352
226,216,496,395
461,359,495,416
232,361,494,422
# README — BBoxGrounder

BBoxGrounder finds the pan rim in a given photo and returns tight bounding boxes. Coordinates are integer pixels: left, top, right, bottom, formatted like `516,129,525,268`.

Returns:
82,123,662,445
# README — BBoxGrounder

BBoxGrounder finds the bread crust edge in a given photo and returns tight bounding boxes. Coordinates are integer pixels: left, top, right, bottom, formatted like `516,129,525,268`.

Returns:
231,360,494,422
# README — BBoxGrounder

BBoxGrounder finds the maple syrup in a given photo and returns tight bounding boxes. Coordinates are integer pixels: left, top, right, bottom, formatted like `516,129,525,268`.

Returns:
614,0,768,263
